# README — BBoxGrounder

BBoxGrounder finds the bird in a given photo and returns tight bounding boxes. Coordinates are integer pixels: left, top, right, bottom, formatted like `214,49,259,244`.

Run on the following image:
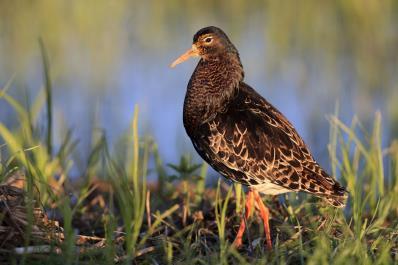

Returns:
170,26,347,249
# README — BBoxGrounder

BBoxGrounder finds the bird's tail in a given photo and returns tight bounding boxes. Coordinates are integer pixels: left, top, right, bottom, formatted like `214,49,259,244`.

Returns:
322,182,348,208
323,194,347,208
301,166,348,208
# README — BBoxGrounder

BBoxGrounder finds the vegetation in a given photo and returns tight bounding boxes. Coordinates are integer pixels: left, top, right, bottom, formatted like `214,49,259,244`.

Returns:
0,71,397,264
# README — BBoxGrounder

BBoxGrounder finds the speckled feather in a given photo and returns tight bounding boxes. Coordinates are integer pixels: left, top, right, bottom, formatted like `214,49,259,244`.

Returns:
182,26,347,207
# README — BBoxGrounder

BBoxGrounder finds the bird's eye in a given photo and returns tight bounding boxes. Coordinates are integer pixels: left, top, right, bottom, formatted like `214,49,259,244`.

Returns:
204,37,213,43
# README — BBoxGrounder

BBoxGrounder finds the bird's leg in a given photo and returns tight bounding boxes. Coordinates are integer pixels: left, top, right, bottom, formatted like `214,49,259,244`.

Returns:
233,189,254,248
253,190,272,250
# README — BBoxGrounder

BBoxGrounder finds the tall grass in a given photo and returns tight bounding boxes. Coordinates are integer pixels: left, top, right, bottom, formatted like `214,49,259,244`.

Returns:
107,105,147,259
214,180,233,264
39,38,53,159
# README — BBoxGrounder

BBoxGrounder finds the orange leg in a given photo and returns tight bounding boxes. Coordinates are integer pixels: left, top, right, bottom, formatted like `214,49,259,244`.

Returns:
233,189,254,248
253,190,272,250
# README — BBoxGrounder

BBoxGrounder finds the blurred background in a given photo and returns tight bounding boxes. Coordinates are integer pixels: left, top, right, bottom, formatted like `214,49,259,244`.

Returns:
0,0,397,177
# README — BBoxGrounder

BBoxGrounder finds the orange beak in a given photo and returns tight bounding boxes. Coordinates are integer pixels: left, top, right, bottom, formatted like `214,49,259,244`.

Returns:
170,45,199,68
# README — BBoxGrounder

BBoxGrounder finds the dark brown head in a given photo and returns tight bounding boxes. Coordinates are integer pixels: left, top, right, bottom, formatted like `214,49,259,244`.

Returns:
171,26,240,67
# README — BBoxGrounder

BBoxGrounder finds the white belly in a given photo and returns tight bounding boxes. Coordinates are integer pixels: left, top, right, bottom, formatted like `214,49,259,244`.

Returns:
251,180,292,195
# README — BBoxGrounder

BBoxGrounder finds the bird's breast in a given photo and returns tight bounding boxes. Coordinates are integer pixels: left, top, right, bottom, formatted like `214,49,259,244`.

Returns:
182,58,243,136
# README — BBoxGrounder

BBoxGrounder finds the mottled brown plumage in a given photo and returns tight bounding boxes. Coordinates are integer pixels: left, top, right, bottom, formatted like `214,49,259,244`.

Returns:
176,26,347,207
171,26,347,248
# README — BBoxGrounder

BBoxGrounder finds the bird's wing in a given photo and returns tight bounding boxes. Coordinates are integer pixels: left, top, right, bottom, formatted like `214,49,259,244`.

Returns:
194,83,346,198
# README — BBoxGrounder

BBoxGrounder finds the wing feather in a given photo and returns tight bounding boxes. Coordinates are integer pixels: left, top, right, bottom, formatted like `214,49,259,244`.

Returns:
192,82,346,200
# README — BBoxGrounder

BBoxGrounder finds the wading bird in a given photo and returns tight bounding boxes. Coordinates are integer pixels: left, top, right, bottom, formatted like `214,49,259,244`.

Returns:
171,26,347,249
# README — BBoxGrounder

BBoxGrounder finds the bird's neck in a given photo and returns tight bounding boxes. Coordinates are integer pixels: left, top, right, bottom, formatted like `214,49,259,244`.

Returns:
183,55,244,133
196,54,244,93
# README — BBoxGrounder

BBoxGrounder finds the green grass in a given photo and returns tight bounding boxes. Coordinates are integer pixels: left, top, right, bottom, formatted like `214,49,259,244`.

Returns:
0,70,397,265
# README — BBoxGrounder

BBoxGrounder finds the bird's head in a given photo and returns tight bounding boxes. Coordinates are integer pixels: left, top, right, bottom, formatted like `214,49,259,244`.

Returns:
171,26,239,68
